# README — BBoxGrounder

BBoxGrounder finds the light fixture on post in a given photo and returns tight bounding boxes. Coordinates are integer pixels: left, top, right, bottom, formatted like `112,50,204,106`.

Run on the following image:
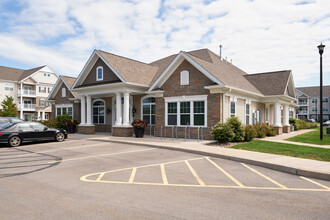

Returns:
317,43,325,140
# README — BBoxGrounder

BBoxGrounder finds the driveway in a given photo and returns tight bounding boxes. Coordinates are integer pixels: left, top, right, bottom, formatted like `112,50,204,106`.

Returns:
0,138,329,219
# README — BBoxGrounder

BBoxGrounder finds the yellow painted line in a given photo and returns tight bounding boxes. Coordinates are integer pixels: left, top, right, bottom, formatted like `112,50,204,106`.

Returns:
241,163,287,189
185,160,205,186
129,168,137,183
48,148,156,163
300,176,330,189
80,179,330,192
160,164,168,185
96,172,105,182
206,157,244,187
16,143,106,157
80,156,207,181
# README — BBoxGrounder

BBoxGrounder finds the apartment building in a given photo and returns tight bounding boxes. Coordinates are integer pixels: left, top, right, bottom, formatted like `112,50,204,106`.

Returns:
295,86,330,121
0,65,58,121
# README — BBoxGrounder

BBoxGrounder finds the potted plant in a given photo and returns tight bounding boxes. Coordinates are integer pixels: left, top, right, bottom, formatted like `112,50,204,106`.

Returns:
65,119,78,133
132,119,147,138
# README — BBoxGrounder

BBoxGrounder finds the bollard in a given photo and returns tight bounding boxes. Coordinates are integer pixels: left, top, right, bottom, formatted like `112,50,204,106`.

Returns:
172,127,174,141
184,126,187,141
197,127,200,142
160,126,163,139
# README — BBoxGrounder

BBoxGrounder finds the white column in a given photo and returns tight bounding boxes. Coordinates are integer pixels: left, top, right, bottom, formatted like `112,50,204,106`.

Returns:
123,92,130,126
42,111,45,120
20,83,23,119
115,92,122,125
37,111,41,120
80,96,86,125
86,95,93,126
283,104,290,126
273,103,282,127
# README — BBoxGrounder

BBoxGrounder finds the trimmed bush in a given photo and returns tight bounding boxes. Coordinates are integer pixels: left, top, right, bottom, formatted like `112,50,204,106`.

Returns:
254,123,267,138
267,126,277,136
289,118,297,130
244,125,256,142
56,114,72,129
41,119,58,128
226,117,245,142
211,122,235,143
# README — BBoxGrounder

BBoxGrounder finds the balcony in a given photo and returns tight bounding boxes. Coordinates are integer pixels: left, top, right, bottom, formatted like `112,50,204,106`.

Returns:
298,102,308,106
18,104,36,111
18,89,36,97
297,110,308,115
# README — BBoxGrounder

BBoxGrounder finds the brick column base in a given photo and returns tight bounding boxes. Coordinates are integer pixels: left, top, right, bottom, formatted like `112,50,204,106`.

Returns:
274,127,283,135
283,125,290,133
78,126,95,134
112,126,133,137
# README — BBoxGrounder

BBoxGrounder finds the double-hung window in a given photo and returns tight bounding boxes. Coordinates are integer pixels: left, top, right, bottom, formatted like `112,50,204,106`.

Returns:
5,83,13,91
230,101,235,117
39,86,46,93
56,106,73,118
165,96,207,127
142,97,155,125
39,99,45,107
312,98,318,103
246,104,250,124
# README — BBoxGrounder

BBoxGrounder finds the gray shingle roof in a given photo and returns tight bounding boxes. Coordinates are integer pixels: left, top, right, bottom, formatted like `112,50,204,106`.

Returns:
296,86,330,97
61,75,80,98
0,65,45,81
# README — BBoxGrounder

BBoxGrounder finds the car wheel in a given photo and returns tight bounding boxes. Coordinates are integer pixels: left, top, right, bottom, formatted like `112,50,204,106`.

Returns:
55,133,65,142
8,136,21,147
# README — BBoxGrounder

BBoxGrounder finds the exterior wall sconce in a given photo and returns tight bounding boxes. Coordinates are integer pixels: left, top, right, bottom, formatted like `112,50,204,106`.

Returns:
107,108,111,114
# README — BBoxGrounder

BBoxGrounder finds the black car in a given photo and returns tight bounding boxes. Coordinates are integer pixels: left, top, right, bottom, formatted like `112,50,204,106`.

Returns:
0,117,24,127
0,122,68,147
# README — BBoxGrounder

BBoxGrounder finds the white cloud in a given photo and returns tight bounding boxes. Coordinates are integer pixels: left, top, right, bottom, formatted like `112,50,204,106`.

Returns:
0,0,329,87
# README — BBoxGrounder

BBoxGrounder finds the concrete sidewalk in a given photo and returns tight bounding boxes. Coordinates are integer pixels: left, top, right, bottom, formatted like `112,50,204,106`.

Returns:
84,134,330,181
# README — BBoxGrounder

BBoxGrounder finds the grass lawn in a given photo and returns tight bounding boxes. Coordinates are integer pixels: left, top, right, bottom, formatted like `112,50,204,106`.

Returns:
232,140,330,161
286,127,330,145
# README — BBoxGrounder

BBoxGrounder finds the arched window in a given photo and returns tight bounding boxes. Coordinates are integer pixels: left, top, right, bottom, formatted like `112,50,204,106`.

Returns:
142,97,155,125
93,100,105,124
96,66,103,81
180,70,189,85
62,88,66,97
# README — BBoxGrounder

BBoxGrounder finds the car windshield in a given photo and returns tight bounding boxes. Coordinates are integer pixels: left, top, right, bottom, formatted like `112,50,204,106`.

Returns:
0,119,9,124
0,123,15,131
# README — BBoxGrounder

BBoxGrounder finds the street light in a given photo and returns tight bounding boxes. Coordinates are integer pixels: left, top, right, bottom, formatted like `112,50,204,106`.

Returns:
318,43,325,140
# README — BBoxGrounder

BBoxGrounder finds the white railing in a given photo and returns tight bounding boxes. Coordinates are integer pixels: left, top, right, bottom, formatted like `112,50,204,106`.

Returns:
298,102,307,105
18,104,36,110
18,89,36,96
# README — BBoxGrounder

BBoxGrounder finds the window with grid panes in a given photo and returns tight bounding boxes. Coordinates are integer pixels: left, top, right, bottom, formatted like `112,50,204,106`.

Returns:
167,102,177,125
180,102,190,125
193,101,204,126
142,97,155,125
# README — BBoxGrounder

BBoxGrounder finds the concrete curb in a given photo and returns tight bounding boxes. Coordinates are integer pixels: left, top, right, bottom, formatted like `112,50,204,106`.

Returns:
90,138,330,181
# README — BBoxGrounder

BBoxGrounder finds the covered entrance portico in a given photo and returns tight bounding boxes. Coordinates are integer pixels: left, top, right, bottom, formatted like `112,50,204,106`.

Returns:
75,83,148,136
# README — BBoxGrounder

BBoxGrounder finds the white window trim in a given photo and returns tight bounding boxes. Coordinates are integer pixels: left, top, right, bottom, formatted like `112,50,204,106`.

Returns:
229,101,236,117
141,95,156,125
55,104,73,117
5,83,14,91
96,66,103,81
92,99,106,124
62,87,66,97
180,70,189,85
245,103,250,125
164,95,207,127
40,99,45,107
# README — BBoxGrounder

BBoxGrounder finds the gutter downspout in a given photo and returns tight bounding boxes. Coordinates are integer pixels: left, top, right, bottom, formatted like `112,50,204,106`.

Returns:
222,93,225,122
20,82,23,119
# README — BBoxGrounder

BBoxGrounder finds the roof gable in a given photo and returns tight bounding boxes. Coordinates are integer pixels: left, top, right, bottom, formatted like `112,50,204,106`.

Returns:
47,75,78,101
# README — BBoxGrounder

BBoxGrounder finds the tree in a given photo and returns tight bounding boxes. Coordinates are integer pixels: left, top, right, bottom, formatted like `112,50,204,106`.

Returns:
0,96,18,117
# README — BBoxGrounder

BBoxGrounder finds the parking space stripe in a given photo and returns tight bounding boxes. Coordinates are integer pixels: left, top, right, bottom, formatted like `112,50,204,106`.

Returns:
300,176,330,189
241,163,287,189
206,157,244,187
48,148,156,163
129,168,137,183
16,143,107,157
185,160,205,186
160,164,168,185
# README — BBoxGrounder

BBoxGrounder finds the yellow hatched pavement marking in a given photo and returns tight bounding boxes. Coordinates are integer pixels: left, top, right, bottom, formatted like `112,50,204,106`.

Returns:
16,143,106,157
160,164,168,185
96,173,105,182
241,163,287,189
300,176,330,189
48,148,156,163
129,168,137,183
206,157,244,187
185,160,206,186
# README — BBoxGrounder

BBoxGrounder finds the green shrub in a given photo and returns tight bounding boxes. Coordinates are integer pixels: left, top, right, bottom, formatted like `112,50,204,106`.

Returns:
56,114,72,129
309,122,318,128
211,122,235,143
41,119,58,128
289,118,297,130
226,117,245,142
267,126,277,136
244,125,256,142
253,123,267,138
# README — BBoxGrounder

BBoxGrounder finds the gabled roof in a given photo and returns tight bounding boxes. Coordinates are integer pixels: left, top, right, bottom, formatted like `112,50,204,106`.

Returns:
296,85,330,97
61,76,80,98
0,65,46,82
244,70,291,96
47,75,79,101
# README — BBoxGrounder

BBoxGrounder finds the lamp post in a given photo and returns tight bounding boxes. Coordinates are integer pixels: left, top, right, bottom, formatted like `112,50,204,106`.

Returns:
318,43,325,140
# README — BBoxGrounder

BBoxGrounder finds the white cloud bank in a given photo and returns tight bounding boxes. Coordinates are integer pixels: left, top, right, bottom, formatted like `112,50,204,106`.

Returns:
0,0,329,87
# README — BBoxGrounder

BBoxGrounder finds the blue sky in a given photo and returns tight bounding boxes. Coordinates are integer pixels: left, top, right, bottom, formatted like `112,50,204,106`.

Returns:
0,0,329,87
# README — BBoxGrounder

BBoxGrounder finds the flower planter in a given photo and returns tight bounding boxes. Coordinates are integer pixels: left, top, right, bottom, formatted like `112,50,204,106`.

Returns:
66,124,76,134
134,127,145,138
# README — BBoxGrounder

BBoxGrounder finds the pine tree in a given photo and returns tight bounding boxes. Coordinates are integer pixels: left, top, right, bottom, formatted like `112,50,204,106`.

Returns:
0,96,18,117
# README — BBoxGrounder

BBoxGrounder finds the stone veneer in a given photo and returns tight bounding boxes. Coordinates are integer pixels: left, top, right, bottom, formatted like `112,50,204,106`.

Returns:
283,125,290,133
112,126,133,137
274,127,283,135
78,125,95,134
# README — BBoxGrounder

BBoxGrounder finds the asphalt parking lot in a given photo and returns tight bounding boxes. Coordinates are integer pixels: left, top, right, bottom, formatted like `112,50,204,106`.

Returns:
0,137,330,219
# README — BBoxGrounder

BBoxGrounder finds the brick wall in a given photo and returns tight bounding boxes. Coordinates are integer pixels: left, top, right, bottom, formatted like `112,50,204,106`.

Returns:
112,126,133,137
